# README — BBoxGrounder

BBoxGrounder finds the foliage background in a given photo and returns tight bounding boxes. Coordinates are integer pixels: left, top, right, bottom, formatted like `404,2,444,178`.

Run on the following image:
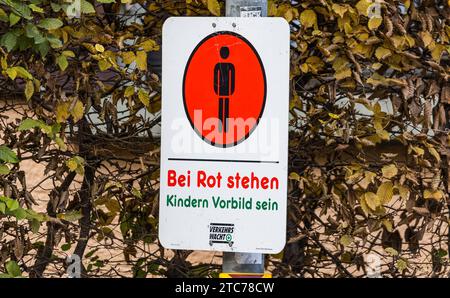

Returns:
0,0,449,277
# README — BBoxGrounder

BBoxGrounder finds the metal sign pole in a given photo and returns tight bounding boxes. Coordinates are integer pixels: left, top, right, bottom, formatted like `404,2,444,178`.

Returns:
222,0,267,276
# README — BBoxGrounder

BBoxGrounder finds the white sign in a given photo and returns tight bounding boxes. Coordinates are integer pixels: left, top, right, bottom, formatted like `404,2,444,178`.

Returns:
159,17,290,253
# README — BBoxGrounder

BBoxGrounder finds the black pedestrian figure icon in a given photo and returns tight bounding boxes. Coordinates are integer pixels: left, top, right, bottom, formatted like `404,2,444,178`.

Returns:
214,46,235,132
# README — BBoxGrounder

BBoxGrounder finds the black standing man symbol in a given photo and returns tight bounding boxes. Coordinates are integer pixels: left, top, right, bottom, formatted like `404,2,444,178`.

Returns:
214,46,235,133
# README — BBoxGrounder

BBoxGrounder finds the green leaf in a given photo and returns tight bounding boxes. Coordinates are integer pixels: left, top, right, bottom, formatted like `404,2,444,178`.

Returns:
0,202,5,213
81,0,96,14
56,55,68,71
9,13,20,26
36,40,50,57
3,0,32,19
6,198,19,211
37,18,63,30
97,0,116,2
339,234,353,246
0,145,18,163
61,243,71,251
0,7,8,22
385,247,399,256
0,164,9,175
47,36,62,48
0,32,17,51
57,210,83,222
18,118,45,131
54,137,67,152
11,207,26,220
30,218,40,233
28,4,44,13
7,66,33,80
5,261,21,277
25,24,43,42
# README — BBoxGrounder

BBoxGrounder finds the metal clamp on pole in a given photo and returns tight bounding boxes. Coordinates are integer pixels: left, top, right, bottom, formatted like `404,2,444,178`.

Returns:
221,0,268,277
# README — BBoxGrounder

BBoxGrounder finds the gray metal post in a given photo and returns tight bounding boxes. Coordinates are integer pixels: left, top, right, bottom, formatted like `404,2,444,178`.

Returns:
222,0,267,275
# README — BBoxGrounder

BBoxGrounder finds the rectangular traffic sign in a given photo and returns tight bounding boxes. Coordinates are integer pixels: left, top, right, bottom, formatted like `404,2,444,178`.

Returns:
159,17,290,253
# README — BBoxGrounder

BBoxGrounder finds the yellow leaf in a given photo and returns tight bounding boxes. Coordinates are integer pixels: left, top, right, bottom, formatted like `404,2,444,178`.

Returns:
6,67,17,80
303,56,324,74
360,195,371,215
328,113,340,119
207,0,220,16
138,89,149,106
56,102,70,123
300,9,317,29
382,219,393,232
62,50,75,58
377,182,393,204
424,189,444,201
288,172,301,181
390,35,405,49
382,164,398,179
356,0,372,16
375,47,392,60
335,67,352,80
411,145,424,156
377,129,390,140
332,4,348,18
95,44,105,53
368,16,382,30
138,39,159,52
284,8,294,23
1,56,7,70
98,59,111,71
124,86,135,98
431,44,445,62
405,35,415,47
300,63,309,73
70,100,84,123
364,192,381,210
122,51,136,65
66,159,78,172
402,0,411,9
371,62,383,70
396,185,410,200
428,146,441,163
136,51,147,71
66,156,85,175
24,80,34,101
420,31,433,48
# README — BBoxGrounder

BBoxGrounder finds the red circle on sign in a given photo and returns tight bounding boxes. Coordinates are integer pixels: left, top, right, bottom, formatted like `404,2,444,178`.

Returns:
183,31,266,147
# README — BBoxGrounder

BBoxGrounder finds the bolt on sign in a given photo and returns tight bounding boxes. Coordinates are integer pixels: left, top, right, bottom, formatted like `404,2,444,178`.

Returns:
159,17,290,253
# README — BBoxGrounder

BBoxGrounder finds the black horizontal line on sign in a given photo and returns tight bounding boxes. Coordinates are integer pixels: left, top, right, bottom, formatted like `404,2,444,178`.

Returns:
168,158,279,164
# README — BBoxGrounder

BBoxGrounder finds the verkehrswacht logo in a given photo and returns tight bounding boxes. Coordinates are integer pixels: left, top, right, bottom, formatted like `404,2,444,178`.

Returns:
209,223,234,247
